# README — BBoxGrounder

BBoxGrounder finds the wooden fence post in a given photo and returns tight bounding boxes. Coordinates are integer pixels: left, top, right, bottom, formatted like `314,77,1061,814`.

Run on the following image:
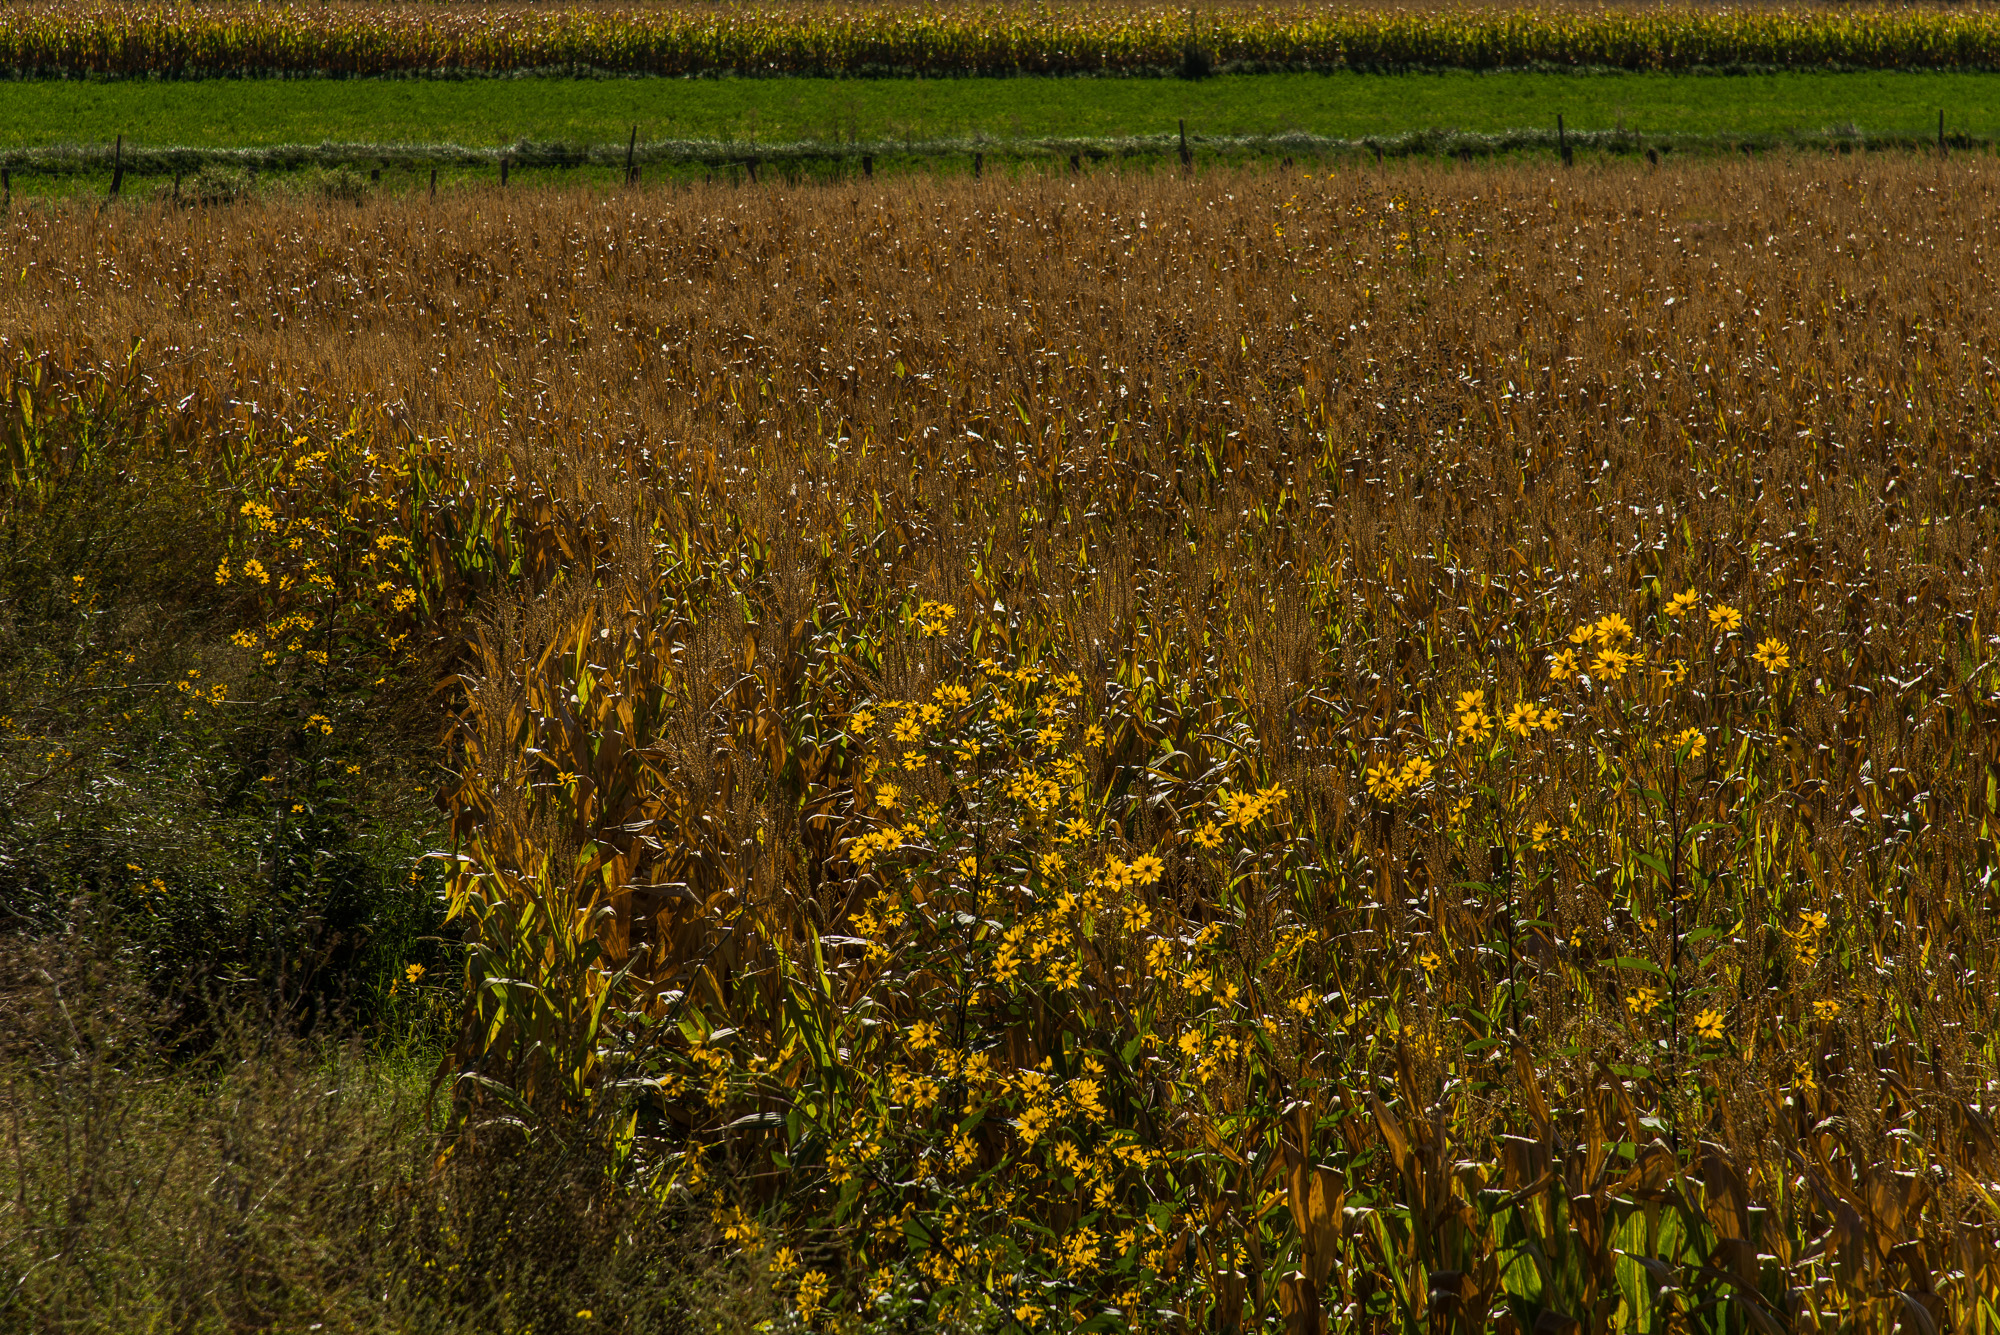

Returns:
1178,118,1192,169
862,155,872,178
109,134,124,197
429,166,437,197
626,125,638,184
500,156,509,187
1558,114,1572,167
973,152,982,179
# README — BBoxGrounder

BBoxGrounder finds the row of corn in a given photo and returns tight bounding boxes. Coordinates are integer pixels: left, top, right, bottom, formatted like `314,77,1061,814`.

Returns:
5,3,2000,77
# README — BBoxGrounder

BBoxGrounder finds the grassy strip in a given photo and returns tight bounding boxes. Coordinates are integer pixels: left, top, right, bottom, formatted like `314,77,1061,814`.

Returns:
11,2,2000,78
1,69,1992,152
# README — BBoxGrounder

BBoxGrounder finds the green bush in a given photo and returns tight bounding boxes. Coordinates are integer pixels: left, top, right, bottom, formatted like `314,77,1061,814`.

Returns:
0,375,444,1042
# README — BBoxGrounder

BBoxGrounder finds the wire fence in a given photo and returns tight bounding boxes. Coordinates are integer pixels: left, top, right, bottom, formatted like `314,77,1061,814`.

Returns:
0,121,1980,193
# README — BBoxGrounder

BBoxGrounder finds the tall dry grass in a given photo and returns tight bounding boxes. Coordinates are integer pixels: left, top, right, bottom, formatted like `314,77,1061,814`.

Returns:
4,151,2000,1328
0,936,770,1333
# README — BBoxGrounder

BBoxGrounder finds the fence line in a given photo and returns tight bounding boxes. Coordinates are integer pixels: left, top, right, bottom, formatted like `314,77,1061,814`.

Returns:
0,124,1979,185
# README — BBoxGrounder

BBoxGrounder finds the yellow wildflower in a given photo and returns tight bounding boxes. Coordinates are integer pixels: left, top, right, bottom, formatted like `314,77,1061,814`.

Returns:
795,1270,830,1322
1058,1226,1101,1278
1591,647,1635,680
1364,762,1403,802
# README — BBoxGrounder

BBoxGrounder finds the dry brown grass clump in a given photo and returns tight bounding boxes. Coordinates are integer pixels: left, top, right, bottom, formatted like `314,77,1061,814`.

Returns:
4,151,2000,1329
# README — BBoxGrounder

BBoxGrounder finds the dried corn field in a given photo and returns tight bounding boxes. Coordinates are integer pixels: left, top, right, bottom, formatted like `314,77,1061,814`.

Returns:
5,152,2000,1331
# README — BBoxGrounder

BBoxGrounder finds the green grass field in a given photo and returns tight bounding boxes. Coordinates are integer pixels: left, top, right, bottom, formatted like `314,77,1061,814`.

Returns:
1,70,1990,149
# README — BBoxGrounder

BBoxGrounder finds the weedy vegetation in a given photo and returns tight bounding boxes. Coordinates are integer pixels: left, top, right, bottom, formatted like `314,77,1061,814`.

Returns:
2,150,1999,1331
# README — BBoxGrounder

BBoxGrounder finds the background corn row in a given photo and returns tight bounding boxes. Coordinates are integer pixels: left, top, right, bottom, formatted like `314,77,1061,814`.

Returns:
5,2,2000,78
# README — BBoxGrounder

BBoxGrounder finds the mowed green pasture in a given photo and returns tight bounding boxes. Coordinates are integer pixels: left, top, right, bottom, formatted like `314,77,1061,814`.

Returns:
1,69,1992,149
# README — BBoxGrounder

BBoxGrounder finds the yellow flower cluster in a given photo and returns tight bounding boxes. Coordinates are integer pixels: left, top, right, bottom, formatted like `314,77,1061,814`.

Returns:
1364,755,1431,802
914,599,957,638
1455,687,1494,741
847,826,907,868
648,625,1333,1326
1216,783,1289,827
